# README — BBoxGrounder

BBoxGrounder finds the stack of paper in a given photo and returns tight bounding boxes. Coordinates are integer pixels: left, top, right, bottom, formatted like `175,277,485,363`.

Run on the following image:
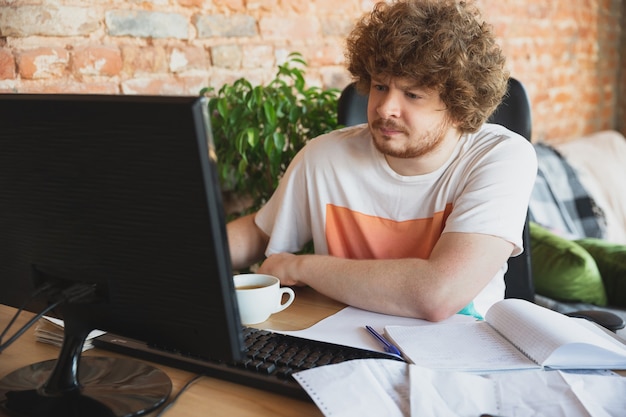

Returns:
293,359,626,417
279,300,626,416
35,316,106,351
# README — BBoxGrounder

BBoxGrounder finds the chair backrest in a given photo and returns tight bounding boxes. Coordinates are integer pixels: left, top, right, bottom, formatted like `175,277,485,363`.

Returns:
487,78,534,301
337,82,368,126
336,77,535,301
487,78,532,142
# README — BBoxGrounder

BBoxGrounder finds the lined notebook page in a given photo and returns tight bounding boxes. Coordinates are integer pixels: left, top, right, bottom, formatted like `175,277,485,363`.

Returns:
486,299,626,369
384,321,539,372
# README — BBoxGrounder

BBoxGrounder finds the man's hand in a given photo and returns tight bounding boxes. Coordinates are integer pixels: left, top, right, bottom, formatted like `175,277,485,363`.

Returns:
257,252,307,287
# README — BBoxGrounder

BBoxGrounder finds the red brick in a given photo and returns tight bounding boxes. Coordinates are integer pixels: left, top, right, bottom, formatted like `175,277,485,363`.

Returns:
0,49,16,80
169,45,210,73
248,0,279,13
72,46,122,77
304,44,345,67
121,75,207,95
283,0,311,14
121,45,168,76
177,0,205,8
315,0,359,14
213,0,246,12
240,45,274,70
17,48,69,79
259,16,320,40
16,80,120,94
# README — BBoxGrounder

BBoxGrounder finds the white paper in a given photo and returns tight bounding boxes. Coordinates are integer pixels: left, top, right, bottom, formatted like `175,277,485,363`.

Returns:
385,321,539,371
294,359,626,417
294,360,498,417
409,365,499,417
35,316,106,351
486,299,626,369
293,359,409,417
560,371,626,417
487,370,626,417
275,306,474,354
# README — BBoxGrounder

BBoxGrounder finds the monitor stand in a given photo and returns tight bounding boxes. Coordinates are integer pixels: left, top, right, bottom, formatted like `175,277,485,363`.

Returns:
0,322,172,417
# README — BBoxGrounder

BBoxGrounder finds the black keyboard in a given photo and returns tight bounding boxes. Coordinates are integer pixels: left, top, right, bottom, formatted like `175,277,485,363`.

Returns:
93,327,403,401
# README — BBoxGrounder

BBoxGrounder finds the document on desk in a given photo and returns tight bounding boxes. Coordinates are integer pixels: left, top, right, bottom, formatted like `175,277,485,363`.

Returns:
293,360,626,417
35,316,105,351
274,305,474,354
384,298,626,371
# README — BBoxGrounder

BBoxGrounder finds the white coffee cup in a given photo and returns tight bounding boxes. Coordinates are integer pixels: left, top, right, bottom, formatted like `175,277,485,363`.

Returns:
234,274,295,325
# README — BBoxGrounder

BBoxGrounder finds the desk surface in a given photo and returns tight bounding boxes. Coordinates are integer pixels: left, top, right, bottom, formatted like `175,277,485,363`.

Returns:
0,286,344,417
2,291,624,416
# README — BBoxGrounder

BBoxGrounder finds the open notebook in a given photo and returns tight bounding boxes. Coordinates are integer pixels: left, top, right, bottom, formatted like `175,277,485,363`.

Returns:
384,298,626,372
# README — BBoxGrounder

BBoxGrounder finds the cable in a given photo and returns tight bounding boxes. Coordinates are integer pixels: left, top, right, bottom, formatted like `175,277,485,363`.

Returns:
154,374,205,417
0,297,64,353
0,282,55,344
0,283,97,353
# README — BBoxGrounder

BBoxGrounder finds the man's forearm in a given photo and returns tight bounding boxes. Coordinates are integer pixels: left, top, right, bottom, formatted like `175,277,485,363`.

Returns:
259,252,463,320
303,254,478,321
257,232,513,321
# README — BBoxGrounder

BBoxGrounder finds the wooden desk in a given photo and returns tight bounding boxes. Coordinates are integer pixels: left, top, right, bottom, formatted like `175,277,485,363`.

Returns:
0,286,345,417
2,291,624,416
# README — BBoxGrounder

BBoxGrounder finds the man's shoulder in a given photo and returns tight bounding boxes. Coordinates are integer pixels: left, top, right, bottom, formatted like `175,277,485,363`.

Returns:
474,123,529,145
468,123,535,157
452,124,537,178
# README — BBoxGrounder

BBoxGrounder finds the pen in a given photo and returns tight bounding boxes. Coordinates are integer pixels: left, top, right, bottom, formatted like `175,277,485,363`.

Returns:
365,325,403,358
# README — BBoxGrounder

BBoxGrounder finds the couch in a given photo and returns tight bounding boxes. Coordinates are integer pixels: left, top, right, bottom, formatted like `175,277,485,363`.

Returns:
527,130,626,338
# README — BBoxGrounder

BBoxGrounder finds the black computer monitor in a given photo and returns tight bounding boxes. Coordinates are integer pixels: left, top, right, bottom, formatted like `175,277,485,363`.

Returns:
0,94,243,416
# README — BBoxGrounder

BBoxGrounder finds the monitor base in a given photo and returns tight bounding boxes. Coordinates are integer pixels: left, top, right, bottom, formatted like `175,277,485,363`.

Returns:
0,356,171,417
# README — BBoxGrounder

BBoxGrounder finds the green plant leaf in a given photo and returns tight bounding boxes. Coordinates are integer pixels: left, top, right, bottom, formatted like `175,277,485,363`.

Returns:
235,130,248,156
245,127,259,148
263,134,275,156
272,131,286,152
216,98,228,119
201,53,340,218
237,159,248,177
263,101,277,126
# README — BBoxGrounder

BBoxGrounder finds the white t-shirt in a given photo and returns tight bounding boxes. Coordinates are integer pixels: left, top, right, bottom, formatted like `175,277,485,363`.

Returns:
256,123,537,316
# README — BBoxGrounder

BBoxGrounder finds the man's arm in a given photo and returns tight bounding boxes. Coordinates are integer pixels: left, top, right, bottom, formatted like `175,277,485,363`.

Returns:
257,231,514,321
227,213,269,270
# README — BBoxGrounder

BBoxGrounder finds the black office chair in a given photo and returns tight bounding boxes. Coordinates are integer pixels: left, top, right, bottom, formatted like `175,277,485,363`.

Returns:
336,79,625,331
337,82,368,126
487,78,534,301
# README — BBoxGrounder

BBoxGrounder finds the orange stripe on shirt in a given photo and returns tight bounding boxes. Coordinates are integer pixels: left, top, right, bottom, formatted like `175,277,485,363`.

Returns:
325,204,453,260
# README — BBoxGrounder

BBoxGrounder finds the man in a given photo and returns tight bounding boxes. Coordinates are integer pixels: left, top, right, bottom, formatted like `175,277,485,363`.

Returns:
227,0,537,321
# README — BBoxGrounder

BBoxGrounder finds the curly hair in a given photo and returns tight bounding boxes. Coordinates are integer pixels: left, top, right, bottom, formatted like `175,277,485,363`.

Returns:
345,0,509,133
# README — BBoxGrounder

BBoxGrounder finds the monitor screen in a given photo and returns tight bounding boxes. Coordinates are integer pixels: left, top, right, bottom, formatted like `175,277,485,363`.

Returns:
0,94,243,416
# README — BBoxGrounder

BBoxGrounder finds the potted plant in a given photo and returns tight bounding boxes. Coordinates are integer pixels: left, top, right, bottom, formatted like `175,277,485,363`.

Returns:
201,53,341,219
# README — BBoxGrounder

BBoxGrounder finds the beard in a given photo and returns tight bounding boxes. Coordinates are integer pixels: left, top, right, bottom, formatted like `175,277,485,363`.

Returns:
370,115,454,159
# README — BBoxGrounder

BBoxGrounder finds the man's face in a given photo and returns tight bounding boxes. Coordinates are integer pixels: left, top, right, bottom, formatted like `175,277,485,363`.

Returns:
367,76,457,160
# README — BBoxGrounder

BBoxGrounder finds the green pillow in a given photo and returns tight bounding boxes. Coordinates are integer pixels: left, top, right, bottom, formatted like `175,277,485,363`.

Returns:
529,222,607,306
575,238,626,308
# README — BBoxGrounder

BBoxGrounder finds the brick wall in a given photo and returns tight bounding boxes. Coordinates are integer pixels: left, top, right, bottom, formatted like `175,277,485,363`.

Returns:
0,0,624,143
